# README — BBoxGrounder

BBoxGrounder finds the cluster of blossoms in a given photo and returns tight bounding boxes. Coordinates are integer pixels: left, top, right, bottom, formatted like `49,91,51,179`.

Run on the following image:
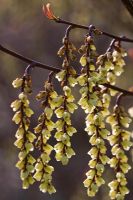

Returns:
107,104,132,200
78,35,110,196
11,75,36,189
54,36,78,165
97,40,127,89
33,78,58,194
10,25,133,199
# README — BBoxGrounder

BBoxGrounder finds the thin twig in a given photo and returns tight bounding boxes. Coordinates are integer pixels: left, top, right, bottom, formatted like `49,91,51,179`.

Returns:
0,44,60,72
0,43,133,96
65,25,74,38
48,71,55,83
103,84,133,96
54,18,133,43
116,93,125,106
24,62,36,75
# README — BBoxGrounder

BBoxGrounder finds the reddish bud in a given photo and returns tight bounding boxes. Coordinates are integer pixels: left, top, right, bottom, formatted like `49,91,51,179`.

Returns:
42,3,57,20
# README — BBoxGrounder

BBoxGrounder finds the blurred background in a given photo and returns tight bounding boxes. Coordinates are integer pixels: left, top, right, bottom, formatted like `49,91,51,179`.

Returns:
0,0,133,199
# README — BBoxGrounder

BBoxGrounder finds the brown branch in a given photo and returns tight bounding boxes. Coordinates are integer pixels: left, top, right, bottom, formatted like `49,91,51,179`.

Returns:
54,18,133,43
0,44,60,72
0,43,133,96
103,84,133,96
44,3,133,42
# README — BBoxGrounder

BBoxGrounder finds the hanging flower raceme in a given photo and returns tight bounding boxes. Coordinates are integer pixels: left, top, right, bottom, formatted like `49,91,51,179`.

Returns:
11,73,36,189
34,75,58,194
8,9,133,198
107,101,132,200
97,40,127,95
54,34,78,165
78,34,110,196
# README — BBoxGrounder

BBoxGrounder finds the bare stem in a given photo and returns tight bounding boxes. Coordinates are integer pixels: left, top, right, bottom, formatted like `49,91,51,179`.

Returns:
0,43,133,96
54,18,133,43
115,92,125,106
0,44,60,72
103,84,133,96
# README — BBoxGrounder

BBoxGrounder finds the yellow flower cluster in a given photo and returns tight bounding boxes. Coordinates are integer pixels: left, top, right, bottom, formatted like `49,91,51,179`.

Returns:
57,36,77,61
10,32,131,199
55,36,78,165
34,80,57,194
11,75,36,189
97,41,127,94
54,86,77,165
78,35,110,196
56,36,77,87
107,105,132,200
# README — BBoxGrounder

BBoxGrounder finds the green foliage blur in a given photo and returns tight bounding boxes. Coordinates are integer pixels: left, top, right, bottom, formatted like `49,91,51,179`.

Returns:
0,0,133,200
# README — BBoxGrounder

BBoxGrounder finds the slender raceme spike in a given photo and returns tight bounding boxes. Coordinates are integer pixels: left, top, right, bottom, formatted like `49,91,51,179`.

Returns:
54,26,78,165
11,67,36,189
107,94,132,200
34,73,57,194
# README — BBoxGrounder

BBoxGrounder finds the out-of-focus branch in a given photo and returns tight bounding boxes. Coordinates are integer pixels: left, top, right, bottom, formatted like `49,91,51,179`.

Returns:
121,0,133,17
